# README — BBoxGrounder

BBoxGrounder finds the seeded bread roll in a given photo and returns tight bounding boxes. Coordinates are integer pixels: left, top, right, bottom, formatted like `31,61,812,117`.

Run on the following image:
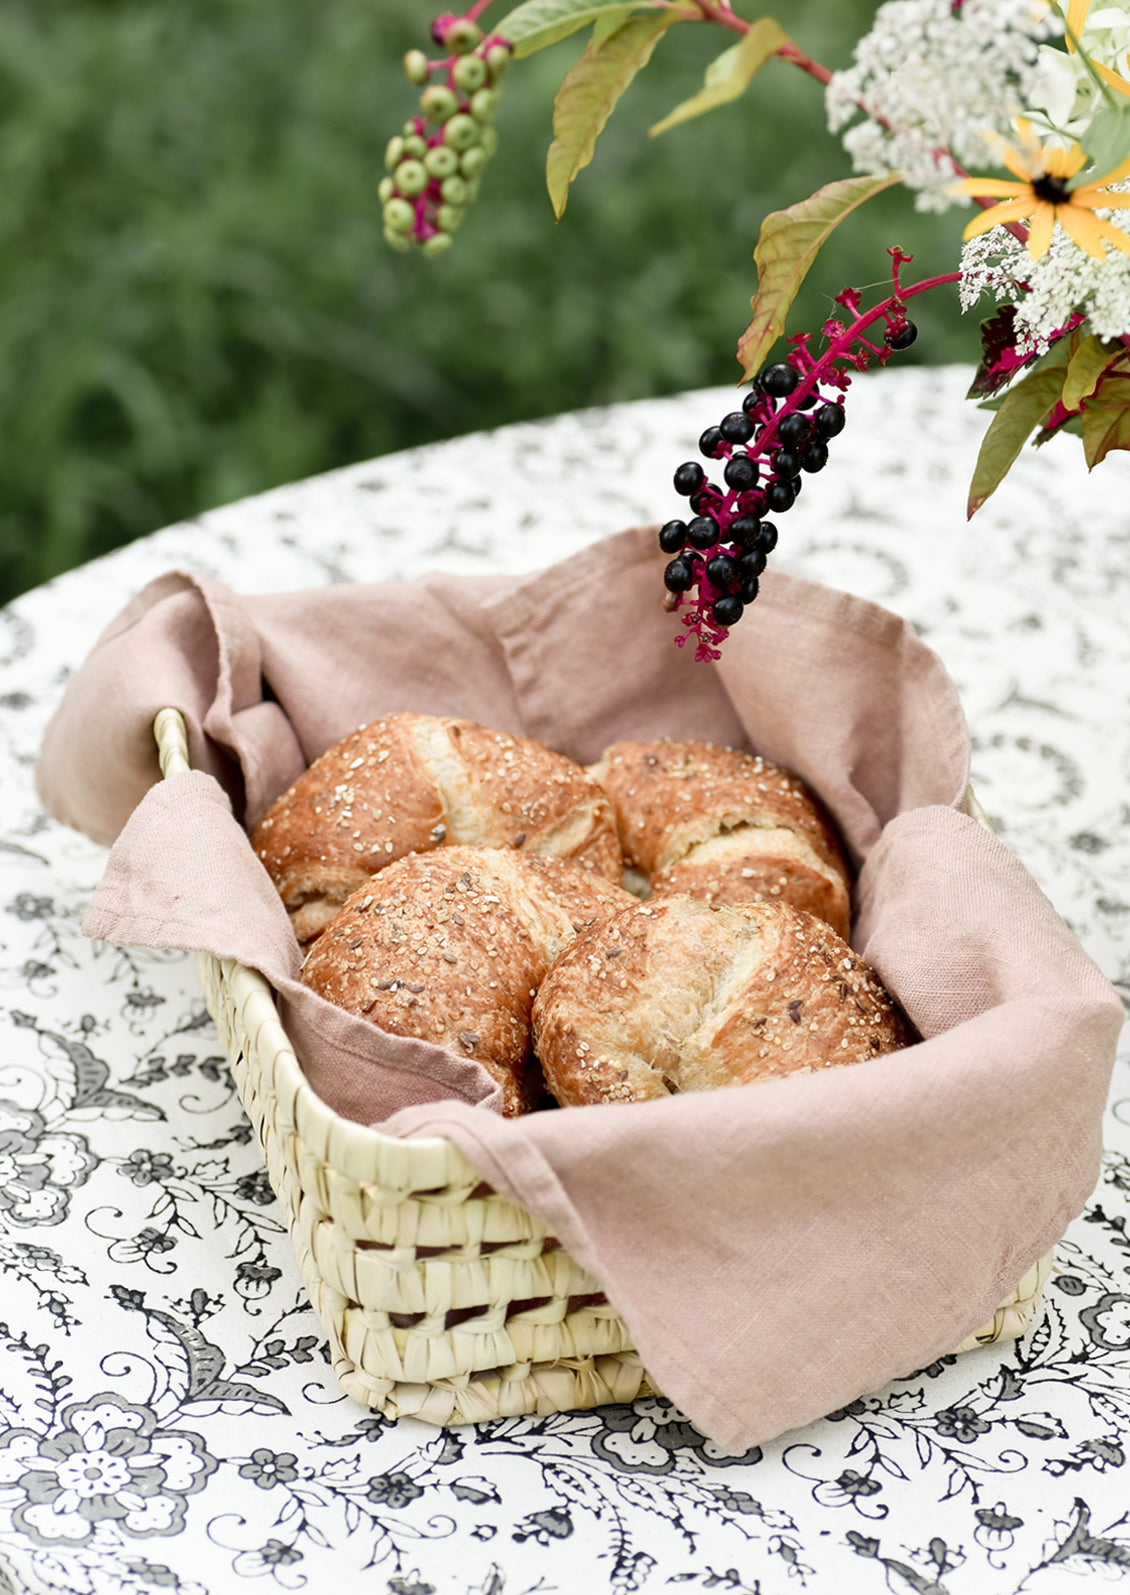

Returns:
588,738,851,938
252,712,622,943
533,895,911,1108
300,846,634,1116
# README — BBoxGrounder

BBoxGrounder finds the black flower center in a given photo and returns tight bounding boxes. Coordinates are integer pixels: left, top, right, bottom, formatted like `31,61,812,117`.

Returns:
1032,173,1071,204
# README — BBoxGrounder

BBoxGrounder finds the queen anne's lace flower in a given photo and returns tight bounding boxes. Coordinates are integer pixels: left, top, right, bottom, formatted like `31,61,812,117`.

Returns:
827,0,1059,210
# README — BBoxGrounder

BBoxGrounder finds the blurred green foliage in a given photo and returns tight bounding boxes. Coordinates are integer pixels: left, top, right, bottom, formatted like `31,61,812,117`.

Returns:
0,0,982,604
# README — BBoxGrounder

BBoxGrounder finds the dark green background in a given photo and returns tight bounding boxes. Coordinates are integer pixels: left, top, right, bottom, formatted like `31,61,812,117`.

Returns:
0,0,980,604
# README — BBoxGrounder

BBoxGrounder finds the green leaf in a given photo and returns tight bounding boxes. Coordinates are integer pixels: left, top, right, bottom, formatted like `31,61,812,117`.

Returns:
967,364,1067,515
1081,374,1130,467
1063,334,1119,409
736,173,900,379
1072,101,1130,185
649,17,790,137
546,11,680,218
494,0,662,58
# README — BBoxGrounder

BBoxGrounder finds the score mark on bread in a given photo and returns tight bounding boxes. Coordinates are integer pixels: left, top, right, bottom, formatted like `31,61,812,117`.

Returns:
588,739,851,938
533,895,911,1108
251,713,621,943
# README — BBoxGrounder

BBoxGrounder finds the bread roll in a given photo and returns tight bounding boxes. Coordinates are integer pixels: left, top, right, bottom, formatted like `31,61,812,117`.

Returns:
300,846,633,1116
533,895,911,1107
588,739,851,938
252,713,622,943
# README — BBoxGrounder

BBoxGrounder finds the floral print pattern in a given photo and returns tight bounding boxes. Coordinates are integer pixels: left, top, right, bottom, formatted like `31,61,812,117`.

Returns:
1,368,1128,1592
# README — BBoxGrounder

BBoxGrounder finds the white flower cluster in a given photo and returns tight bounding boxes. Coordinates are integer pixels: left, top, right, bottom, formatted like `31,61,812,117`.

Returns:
959,183,1130,351
826,0,1059,211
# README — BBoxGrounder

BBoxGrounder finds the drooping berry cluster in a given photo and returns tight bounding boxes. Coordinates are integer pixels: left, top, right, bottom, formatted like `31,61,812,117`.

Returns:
662,261,925,660
381,14,510,258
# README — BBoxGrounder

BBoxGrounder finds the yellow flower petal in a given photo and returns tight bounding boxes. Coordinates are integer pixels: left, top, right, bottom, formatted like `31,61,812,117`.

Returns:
1085,152,1130,187
1083,213,1130,256
951,177,1029,198
1026,202,1056,258
1055,203,1111,258
961,198,1039,240
1066,0,1091,51
1072,190,1130,210
1046,144,1088,179
1092,57,1130,98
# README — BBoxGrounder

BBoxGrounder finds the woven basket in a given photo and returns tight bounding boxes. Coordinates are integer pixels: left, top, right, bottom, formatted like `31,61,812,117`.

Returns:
155,706,1052,1426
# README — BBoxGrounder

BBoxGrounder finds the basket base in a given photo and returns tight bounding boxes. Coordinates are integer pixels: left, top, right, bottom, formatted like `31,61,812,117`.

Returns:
332,1348,658,1425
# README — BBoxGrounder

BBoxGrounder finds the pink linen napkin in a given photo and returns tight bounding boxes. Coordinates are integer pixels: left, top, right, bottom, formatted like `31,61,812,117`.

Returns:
36,524,1123,1451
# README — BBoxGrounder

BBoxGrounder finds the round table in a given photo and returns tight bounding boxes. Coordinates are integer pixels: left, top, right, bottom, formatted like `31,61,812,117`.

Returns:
2,366,1129,1594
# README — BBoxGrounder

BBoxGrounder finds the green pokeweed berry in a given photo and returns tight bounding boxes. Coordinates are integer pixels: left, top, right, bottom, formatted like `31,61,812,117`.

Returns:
459,145,487,179
383,197,415,233
436,203,465,232
385,135,404,171
403,49,430,85
470,87,500,122
420,83,459,122
444,113,480,151
452,55,487,93
384,227,413,253
479,125,498,158
485,43,510,79
378,175,395,204
440,173,469,205
395,158,428,198
424,143,459,179
402,133,428,159
445,19,482,54
422,232,454,257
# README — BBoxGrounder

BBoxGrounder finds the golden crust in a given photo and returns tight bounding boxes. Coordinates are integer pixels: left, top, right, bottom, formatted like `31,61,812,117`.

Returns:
532,895,912,1108
251,713,622,943
588,738,851,938
300,846,633,1117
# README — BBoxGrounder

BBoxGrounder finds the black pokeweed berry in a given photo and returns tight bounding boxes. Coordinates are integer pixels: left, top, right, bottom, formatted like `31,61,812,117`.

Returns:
698,425,725,458
673,461,705,496
801,439,829,472
729,514,762,548
737,547,767,580
765,480,795,513
664,557,696,593
724,455,759,492
742,388,765,416
739,577,760,604
658,520,687,553
886,319,918,350
814,403,846,438
686,514,719,549
759,363,799,398
690,489,721,514
705,553,738,589
758,521,779,552
777,412,812,448
719,411,755,445
771,448,802,479
712,594,744,627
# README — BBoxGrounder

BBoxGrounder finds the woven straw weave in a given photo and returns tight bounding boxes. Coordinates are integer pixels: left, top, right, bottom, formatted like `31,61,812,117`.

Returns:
155,707,1051,1426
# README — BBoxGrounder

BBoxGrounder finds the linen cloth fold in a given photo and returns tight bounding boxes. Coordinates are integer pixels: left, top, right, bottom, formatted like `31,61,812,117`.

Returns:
36,524,1123,1451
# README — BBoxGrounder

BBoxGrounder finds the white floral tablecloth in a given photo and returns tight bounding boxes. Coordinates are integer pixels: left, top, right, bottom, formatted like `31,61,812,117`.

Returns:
1,365,1129,1595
